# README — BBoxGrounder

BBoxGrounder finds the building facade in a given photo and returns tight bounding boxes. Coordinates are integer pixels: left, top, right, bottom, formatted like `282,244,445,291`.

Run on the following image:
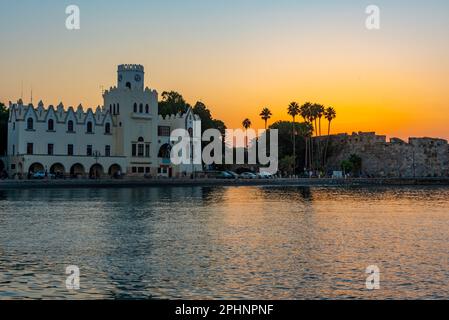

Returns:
0,64,202,178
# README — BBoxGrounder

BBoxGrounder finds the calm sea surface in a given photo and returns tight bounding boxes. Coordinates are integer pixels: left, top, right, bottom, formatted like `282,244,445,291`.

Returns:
0,185,448,300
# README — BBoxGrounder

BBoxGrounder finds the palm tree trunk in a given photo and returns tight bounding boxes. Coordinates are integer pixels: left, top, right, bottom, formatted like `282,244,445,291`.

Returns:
318,117,323,169
292,116,296,176
318,118,321,137
314,119,320,170
304,137,308,172
324,121,331,169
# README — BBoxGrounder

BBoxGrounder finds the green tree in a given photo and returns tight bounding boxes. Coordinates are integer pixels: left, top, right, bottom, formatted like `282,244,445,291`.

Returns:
300,102,313,171
192,101,226,136
158,91,190,117
268,120,311,174
323,106,337,167
259,107,272,130
317,104,325,136
242,118,251,148
349,154,362,177
192,101,227,169
341,160,353,176
242,118,251,130
279,155,295,175
287,102,300,174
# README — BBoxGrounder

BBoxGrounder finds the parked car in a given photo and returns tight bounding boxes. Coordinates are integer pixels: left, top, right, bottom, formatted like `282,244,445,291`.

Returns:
239,172,257,179
217,171,234,179
257,171,273,179
225,171,239,179
32,171,46,179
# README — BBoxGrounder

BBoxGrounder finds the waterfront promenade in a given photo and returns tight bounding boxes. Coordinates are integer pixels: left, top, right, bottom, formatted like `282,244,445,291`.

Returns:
1,177,449,189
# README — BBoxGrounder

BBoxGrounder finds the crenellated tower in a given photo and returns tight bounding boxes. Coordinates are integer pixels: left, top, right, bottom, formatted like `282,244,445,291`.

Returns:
117,64,145,91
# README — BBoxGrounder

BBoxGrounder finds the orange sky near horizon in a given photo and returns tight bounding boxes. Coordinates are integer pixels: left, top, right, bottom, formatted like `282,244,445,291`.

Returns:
1,1,449,141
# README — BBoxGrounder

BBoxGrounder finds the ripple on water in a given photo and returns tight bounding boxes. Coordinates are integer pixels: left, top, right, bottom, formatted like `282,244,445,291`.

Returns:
0,186,448,299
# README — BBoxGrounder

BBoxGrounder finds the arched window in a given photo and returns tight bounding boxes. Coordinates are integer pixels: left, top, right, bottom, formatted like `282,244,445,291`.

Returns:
138,137,144,142
113,104,116,115
126,82,131,89
133,103,137,113
68,120,74,132
145,104,149,113
117,104,120,114
139,103,143,113
27,118,34,130
105,123,111,134
86,121,93,133
48,119,54,131
109,104,112,113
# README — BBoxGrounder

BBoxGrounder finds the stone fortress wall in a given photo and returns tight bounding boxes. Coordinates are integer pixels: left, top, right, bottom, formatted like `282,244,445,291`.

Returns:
324,132,449,178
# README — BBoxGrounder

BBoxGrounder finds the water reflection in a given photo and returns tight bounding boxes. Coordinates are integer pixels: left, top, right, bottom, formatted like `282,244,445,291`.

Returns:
0,186,448,299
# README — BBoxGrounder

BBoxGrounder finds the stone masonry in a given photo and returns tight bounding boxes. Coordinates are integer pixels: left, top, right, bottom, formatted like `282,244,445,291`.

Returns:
324,132,449,178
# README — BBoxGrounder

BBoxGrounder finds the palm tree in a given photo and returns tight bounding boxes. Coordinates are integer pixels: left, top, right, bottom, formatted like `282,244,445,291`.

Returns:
310,104,320,137
242,118,252,148
242,118,251,130
317,104,325,136
287,102,300,175
314,104,325,168
259,107,272,130
300,102,311,171
323,107,337,167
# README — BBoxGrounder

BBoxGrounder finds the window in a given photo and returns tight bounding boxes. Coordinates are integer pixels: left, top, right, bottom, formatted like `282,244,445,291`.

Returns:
68,144,74,156
133,137,147,158
13,122,15,130
27,118,34,130
126,82,131,89
109,104,112,113
117,104,120,114
86,121,93,133
27,143,33,155
133,103,137,113
87,145,92,156
105,145,111,157
68,120,74,132
138,144,144,157
138,167,144,173
47,144,54,155
145,167,150,173
105,123,111,134
113,104,116,115
132,144,137,157
48,119,54,131
145,104,149,113
12,145,15,155
158,126,171,137
132,167,137,173
145,143,150,157
139,103,143,113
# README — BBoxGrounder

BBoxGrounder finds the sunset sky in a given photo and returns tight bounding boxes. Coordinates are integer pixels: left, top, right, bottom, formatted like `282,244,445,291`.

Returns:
1,0,449,140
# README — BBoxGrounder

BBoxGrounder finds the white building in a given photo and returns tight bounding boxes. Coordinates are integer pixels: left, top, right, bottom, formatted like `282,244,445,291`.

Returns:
1,64,202,178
